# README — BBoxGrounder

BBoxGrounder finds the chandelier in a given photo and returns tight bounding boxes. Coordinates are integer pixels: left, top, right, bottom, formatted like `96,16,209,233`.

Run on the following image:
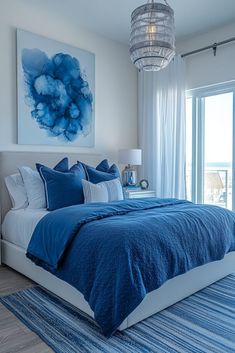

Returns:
130,0,175,71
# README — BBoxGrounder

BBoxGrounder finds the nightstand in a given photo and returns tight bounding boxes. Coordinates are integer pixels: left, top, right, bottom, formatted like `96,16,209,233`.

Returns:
123,188,156,199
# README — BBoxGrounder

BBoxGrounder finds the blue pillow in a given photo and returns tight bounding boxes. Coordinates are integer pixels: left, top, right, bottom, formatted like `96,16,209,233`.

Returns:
108,164,121,178
96,159,109,172
84,164,120,184
36,157,69,174
96,160,121,179
39,163,86,211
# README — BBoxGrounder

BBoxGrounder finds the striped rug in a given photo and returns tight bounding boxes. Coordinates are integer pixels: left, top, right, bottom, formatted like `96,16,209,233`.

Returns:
1,274,235,353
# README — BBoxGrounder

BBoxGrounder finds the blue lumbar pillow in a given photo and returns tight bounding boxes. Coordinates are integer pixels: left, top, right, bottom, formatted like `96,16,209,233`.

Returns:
38,163,86,211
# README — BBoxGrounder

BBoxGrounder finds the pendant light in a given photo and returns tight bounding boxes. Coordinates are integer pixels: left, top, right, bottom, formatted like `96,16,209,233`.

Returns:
130,0,175,71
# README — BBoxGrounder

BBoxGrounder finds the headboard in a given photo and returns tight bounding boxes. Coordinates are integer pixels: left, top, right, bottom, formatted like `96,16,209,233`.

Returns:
0,151,102,223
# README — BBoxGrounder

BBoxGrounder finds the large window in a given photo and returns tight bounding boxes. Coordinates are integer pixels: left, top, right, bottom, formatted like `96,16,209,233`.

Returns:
186,82,235,210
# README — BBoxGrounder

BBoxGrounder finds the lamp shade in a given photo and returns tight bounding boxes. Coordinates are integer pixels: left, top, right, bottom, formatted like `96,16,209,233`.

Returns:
118,149,142,166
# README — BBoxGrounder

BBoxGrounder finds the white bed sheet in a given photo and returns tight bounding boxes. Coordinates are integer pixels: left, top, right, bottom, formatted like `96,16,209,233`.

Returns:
2,209,49,250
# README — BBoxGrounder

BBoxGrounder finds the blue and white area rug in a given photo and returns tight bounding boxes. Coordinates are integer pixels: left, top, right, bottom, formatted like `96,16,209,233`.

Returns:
1,274,235,353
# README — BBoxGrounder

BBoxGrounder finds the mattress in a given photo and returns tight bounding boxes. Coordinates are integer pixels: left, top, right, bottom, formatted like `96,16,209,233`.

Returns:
2,209,49,250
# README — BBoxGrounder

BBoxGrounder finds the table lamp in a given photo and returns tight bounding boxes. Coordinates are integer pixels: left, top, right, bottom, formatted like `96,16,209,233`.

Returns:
118,149,142,186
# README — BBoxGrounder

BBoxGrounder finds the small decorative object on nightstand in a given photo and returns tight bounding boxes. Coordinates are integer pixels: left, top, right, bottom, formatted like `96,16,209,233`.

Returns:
123,187,155,199
139,179,149,190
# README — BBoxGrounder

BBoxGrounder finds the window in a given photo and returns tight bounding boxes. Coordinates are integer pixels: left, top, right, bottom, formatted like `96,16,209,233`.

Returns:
186,82,235,210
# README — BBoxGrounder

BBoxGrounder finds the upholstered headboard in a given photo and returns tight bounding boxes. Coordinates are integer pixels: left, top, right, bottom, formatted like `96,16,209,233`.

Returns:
0,151,102,223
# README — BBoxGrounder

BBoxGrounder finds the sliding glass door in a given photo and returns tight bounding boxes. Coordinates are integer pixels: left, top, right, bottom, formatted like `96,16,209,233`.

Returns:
186,82,235,210
204,93,233,209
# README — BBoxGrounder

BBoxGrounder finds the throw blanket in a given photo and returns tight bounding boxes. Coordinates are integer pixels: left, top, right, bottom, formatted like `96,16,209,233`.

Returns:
27,198,235,337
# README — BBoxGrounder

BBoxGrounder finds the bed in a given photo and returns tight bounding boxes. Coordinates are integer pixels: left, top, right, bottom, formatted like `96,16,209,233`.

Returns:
1,151,235,336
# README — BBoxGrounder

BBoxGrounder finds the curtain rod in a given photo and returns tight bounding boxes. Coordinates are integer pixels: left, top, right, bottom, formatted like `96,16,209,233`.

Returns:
181,36,235,58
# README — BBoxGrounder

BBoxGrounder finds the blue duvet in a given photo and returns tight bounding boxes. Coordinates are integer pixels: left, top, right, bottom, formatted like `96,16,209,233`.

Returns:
27,198,235,337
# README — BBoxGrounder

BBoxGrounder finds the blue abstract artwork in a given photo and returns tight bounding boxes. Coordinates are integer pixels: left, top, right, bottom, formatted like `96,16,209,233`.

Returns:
17,30,95,146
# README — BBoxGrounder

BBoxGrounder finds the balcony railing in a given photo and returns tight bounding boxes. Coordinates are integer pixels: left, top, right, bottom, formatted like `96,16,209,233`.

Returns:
186,166,231,209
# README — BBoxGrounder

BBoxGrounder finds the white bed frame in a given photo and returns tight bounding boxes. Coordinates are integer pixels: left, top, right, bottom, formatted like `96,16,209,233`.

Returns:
1,151,235,332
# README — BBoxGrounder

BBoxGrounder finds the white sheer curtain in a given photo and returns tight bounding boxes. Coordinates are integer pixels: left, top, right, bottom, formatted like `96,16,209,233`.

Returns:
138,55,186,199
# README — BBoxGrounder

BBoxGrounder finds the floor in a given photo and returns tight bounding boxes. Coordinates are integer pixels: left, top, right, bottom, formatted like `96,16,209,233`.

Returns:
0,265,53,353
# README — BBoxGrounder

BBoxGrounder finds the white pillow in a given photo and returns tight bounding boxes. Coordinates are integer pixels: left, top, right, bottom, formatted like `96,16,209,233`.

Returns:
82,178,124,203
19,166,46,209
5,173,28,210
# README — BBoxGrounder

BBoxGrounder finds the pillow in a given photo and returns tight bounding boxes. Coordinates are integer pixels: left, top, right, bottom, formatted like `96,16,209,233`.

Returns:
39,163,86,211
19,158,69,209
96,159,109,172
36,157,69,174
19,167,46,209
83,163,121,184
82,178,124,203
108,164,121,178
5,173,28,210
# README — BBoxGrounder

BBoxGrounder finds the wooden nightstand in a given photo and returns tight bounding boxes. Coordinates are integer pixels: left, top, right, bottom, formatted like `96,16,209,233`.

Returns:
123,188,156,199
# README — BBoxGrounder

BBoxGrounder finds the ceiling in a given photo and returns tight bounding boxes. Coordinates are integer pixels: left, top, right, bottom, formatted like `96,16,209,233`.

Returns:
26,0,235,44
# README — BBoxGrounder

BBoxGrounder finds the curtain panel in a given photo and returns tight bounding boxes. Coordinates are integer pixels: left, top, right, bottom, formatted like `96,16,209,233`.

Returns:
138,55,186,199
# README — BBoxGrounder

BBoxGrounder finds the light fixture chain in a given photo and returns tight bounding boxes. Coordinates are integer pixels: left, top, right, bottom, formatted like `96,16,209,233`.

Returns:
147,0,170,5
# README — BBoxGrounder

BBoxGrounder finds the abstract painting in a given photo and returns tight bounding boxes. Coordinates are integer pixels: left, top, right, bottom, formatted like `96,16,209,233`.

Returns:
17,29,95,146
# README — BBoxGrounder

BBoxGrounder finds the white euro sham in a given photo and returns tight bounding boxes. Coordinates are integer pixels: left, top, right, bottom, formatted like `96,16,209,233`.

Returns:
5,173,28,210
19,166,46,209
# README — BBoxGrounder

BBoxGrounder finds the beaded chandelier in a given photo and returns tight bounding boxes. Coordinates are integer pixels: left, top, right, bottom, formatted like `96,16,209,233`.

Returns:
130,0,175,71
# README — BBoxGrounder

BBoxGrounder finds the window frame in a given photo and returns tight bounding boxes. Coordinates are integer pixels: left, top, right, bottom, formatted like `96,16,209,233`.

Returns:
186,80,235,209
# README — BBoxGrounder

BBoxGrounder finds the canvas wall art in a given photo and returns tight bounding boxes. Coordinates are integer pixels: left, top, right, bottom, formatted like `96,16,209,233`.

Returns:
17,29,95,147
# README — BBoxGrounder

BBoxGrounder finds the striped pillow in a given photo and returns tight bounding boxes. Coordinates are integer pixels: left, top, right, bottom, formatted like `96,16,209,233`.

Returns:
82,178,123,203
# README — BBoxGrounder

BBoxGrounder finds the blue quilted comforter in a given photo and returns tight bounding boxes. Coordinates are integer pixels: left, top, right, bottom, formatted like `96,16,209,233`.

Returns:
27,198,235,337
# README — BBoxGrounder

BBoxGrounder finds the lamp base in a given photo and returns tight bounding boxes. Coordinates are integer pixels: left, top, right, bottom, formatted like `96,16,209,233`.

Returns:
122,165,137,186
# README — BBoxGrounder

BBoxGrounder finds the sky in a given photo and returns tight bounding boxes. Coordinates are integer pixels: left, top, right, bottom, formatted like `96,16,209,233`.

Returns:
205,92,232,164
186,92,233,166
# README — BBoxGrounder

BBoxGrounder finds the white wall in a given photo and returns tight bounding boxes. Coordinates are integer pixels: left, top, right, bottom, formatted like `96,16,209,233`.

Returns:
0,0,137,161
177,22,235,90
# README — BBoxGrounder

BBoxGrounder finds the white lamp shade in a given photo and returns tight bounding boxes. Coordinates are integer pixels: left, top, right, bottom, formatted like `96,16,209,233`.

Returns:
118,149,142,166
